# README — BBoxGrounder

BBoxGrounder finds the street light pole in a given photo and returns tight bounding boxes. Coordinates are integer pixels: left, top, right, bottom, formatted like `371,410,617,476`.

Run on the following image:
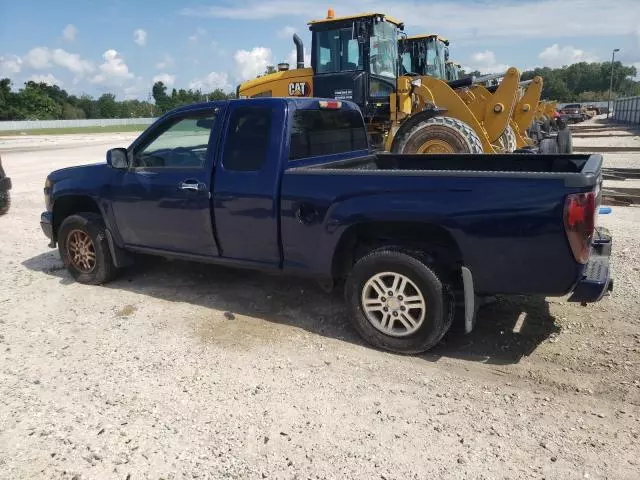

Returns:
607,48,620,119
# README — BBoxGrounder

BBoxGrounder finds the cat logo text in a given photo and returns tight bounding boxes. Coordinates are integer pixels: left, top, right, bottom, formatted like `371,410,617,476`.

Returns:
288,82,310,97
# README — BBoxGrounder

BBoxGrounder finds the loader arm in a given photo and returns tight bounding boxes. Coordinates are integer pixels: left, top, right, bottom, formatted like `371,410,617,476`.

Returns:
513,76,543,137
472,67,521,143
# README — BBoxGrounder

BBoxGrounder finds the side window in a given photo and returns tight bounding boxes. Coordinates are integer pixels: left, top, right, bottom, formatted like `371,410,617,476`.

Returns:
290,109,368,160
222,106,273,172
134,113,216,168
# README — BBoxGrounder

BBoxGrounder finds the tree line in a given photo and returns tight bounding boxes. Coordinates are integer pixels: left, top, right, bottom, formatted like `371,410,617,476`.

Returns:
0,78,235,121
1,60,638,121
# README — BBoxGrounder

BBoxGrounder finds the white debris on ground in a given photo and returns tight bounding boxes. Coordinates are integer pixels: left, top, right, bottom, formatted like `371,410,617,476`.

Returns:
0,130,639,480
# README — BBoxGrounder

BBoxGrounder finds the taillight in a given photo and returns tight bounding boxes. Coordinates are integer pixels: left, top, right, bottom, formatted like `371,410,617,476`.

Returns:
563,192,596,264
318,100,342,109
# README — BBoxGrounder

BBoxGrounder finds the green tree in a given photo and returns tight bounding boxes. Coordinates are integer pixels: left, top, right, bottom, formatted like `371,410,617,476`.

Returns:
96,93,119,118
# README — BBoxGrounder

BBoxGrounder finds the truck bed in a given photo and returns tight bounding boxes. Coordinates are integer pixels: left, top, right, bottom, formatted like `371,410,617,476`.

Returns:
282,152,603,297
292,153,602,188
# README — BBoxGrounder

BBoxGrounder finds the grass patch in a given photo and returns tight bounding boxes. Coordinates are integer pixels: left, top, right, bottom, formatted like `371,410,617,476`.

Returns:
0,124,150,136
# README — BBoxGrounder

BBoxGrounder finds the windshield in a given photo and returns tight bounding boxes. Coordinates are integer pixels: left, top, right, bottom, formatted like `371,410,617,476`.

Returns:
446,63,460,81
314,27,363,74
370,21,398,79
425,37,446,79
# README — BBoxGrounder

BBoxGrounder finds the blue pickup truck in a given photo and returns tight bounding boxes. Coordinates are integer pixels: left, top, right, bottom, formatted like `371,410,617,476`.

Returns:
40,98,613,353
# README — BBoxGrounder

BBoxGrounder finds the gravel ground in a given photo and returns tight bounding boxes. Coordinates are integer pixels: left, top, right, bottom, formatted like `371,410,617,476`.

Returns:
1,132,639,480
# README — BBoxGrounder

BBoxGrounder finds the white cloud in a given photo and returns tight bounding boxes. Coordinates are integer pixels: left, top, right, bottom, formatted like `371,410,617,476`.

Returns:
24,47,94,76
286,47,310,69
62,24,78,42
153,73,176,87
538,44,598,68
28,73,63,86
134,29,147,46
181,0,640,40
155,53,175,70
189,71,232,91
0,55,22,76
463,50,509,74
234,47,273,81
92,49,134,86
24,47,51,69
123,77,147,100
277,26,297,39
188,28,207,44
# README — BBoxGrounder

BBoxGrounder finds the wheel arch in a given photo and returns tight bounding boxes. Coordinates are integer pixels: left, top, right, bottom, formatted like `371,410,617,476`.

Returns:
52,195,102,241
331,221,464,282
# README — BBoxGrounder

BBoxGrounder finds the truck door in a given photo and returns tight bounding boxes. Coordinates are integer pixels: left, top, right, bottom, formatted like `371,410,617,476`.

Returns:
212,100,285,266
110,105,223,256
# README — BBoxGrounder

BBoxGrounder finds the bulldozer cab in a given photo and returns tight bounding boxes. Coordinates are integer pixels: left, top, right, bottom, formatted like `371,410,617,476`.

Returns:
399,35,448,80
308,11,403,122
446,61,462,82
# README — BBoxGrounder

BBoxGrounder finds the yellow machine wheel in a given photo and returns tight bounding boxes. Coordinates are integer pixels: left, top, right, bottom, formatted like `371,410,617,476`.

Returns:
497,125,517,153
392,116,484,154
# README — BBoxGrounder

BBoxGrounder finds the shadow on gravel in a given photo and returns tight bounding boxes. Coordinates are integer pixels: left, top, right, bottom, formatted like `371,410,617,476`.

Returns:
23,251,559,365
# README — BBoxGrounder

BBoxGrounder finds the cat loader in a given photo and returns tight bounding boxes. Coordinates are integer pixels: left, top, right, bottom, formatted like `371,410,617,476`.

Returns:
399,34,522,152
239,10,513,154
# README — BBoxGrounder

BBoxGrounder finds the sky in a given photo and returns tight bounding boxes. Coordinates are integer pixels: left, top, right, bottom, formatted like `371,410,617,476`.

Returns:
0,0,639,100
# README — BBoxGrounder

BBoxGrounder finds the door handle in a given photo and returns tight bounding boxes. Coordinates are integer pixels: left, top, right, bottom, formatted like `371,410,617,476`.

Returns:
179,179,204,192
295,204,318,225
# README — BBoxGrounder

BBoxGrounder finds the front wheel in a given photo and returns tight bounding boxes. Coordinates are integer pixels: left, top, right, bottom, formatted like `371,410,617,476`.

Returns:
345,248,454,354
58,212,117,285
392,116,484,154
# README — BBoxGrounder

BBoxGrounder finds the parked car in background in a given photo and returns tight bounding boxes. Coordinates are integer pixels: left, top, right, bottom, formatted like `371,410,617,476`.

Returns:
0,155,11,215
559,103,586,123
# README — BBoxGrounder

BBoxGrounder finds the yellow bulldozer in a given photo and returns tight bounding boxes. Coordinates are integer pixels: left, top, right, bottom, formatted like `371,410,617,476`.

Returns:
239,10,515,154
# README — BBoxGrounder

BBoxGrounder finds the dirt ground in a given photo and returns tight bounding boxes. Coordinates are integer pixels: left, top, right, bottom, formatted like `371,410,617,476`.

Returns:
0,131,639,480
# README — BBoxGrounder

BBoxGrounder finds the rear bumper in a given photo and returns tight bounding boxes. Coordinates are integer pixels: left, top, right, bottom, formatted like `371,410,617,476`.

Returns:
40,211,56,248
568,228,613,304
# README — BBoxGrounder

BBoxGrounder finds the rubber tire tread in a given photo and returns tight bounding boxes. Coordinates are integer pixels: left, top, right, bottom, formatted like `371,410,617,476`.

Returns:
58,212,117,285
556,127,573,154
345,248,454,354
393,116,484,154
539,137,559,154
498,125,517,153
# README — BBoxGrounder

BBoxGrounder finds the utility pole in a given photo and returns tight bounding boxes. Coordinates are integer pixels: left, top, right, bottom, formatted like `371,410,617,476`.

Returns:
607,48,620,119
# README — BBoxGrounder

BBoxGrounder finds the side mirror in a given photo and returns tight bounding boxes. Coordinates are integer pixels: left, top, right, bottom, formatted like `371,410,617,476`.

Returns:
106,148,128,169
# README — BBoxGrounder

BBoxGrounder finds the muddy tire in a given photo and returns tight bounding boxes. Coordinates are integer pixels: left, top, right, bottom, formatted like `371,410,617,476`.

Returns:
58,212,117,285
556,127,573,154
345,248,454,354
392,116,484,154
497,125,517,153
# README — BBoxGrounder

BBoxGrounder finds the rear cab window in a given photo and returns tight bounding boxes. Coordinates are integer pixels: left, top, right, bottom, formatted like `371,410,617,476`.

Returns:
289,109,368,161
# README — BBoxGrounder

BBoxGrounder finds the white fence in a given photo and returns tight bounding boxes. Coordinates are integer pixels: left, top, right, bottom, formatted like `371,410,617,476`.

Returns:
0,117,156,132
612,96,640,124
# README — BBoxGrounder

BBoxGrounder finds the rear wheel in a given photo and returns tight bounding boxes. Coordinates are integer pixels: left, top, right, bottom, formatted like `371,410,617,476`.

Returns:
393,116,484,154
345,248,454,354
557,127,573,154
